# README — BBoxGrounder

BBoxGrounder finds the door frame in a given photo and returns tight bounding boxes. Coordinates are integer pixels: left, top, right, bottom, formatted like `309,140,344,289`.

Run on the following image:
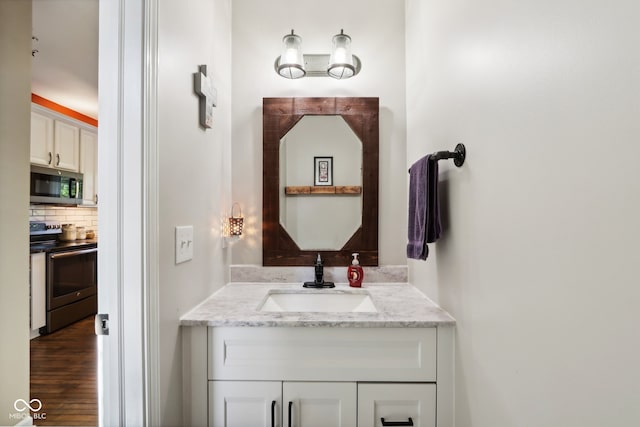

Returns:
98,0,159,425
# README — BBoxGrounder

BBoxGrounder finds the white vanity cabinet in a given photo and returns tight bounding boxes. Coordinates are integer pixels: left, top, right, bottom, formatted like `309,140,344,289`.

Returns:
358,383,436,427
209,380,435,427
283,382,356,427
210,381,356,427
210,381,281,427
183,325,453,427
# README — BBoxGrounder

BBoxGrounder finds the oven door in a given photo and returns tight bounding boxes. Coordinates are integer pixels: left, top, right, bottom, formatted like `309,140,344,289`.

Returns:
47,247,98,311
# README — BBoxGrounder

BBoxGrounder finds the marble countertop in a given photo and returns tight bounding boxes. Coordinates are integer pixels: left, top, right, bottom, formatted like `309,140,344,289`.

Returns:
180,283,455,328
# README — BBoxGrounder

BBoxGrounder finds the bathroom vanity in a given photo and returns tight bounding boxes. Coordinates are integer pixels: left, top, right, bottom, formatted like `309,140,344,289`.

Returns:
181,283,455,427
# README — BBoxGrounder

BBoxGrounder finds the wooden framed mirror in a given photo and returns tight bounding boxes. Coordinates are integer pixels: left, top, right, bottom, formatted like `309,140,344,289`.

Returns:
263,97,379,266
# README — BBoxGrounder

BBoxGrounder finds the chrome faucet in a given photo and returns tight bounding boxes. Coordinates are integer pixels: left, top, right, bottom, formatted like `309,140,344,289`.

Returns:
303,254,335,288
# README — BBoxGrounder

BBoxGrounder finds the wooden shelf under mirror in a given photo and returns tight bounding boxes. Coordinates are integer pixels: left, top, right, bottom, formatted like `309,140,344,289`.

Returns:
285,186,362,195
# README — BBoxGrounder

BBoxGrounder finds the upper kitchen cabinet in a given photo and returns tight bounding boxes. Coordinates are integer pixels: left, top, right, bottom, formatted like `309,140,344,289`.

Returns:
30,111,55,167
80,129,98,206
54,120,80,171
30,105,84,172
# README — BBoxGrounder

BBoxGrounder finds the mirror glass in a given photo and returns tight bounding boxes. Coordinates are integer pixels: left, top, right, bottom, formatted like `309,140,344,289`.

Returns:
279,115,362,250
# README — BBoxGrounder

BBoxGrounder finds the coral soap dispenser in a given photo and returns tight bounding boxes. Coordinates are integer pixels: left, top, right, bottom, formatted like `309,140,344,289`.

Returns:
348,253,364,288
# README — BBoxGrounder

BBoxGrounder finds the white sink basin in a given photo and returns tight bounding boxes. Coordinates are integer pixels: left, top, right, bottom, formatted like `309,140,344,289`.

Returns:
258,290,377,313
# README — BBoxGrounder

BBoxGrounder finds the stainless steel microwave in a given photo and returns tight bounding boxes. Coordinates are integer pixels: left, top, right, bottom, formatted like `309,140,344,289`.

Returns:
30,165,83,205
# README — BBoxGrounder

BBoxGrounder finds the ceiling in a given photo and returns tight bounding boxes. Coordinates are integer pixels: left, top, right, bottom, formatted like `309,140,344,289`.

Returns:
31,0,99,119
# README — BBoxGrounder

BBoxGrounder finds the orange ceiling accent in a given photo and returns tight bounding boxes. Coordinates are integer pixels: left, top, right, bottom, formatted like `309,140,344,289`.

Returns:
31,94,98,127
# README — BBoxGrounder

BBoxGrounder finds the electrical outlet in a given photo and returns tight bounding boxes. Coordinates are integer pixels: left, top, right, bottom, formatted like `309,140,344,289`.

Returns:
175,226,194,264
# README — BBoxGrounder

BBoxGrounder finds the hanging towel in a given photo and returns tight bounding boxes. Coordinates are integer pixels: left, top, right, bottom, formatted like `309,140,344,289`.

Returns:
407,155,442,260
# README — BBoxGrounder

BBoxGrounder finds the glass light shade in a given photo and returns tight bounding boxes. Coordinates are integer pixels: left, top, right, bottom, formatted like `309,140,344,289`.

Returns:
277,30,306,79
328,30,355,79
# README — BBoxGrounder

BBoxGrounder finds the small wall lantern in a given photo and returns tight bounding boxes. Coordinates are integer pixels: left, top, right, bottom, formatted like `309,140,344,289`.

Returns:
228,203,244,237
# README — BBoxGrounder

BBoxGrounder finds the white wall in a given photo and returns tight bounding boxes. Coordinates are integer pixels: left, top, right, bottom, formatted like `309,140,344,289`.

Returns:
231,0,406,265
156,0,231,424
406,0,640,425
0,1,31,425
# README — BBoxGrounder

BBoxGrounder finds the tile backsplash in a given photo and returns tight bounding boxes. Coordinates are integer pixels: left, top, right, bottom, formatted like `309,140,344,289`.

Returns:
29,205,98,236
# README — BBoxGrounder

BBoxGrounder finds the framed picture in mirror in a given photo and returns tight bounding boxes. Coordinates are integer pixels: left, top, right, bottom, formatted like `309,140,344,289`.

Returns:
314,156,333,186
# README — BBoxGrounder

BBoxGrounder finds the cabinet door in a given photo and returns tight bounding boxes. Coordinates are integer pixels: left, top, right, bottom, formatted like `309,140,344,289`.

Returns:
54,120,80,171
283,382,356,427
80,129,98,205
30,253,46,331
210,381,281,427
358,383,436,427
30,111,54,166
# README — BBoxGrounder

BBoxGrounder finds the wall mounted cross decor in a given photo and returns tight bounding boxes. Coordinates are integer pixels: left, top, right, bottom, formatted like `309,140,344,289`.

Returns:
194,64,217,128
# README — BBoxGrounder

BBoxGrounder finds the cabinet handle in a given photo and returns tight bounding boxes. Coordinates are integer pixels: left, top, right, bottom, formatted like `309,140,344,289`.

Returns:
95,194,98,204
288,401,293,427
271,400,276,427
56,153,60,166
381,418,414,426
48,152,52,165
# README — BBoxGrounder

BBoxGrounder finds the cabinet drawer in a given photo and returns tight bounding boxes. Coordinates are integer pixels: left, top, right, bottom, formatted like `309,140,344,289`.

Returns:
208,327,437,382
358,383,436,427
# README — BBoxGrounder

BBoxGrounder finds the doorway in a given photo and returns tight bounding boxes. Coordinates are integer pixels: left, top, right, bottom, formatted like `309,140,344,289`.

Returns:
30,0,99,424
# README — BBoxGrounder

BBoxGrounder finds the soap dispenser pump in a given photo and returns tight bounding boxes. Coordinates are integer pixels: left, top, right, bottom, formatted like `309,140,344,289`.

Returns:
347,253,364,288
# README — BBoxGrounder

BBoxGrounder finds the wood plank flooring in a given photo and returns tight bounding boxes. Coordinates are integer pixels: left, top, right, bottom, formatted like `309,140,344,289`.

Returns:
30,316,97,426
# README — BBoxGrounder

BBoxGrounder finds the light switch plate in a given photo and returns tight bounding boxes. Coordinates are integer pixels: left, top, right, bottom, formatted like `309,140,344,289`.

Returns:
175,226,194,264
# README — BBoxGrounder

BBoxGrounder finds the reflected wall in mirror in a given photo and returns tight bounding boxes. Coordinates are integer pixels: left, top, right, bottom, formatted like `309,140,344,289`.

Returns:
279,115,362,250
263,97,379,266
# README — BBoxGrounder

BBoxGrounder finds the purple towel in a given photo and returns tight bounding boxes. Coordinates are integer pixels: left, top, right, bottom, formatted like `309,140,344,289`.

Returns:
407,155,441,260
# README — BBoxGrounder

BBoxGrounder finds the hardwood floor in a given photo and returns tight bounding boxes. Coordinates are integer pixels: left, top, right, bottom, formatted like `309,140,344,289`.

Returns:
30,316,97,426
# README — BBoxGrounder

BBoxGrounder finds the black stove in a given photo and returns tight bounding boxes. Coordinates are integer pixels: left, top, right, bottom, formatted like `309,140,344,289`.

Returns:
30,221,62,251
29,221,97,253
29,220,98,334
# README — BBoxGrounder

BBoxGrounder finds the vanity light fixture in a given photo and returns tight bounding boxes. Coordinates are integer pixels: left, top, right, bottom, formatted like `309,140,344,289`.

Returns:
274,29,361,80
277,30,306,79
328,30,355,79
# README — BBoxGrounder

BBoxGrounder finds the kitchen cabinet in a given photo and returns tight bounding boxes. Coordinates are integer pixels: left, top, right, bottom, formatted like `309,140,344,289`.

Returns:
53,120,80,171
30,253,46,333
80,129,98,205
30,111,54,167
30,105,93,173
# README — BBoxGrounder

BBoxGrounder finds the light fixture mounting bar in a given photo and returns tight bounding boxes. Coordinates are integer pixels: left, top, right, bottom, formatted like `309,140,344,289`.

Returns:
274,54,361,78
